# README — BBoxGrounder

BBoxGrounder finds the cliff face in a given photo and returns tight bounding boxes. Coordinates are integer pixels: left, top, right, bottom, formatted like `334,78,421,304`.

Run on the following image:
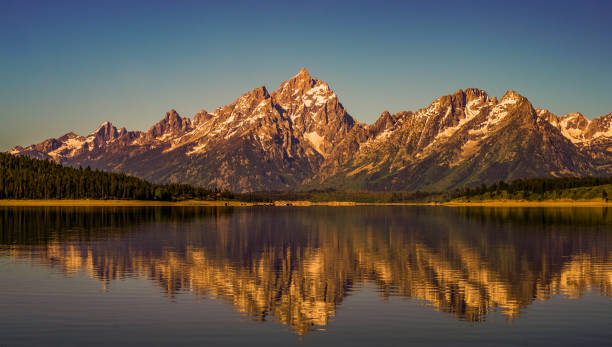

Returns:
10,69,612,192
324,89,598,191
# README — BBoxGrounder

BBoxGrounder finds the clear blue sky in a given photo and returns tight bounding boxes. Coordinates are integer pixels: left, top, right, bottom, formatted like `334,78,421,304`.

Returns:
1,0,611,150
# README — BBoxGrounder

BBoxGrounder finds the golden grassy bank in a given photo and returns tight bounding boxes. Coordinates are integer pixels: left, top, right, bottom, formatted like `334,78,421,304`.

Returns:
0,199,610,207
444,199,612,207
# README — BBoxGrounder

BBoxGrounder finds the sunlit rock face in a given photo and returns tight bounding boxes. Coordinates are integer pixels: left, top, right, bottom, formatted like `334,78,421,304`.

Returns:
3,206,612,335
9,69,359,192
9,70,612,192
535,110,612,172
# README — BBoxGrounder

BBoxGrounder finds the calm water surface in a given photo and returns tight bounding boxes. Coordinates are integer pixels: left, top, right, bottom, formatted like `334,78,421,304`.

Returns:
1,206,611,346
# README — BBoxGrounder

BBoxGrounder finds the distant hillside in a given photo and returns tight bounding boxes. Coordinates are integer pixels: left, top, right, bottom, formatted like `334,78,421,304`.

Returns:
0,153,230,201
237,178,612,203
236,190,454,204
3,152,611,203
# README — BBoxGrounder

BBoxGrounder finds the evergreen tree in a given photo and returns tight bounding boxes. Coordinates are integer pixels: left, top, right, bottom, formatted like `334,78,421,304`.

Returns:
0,153,223,201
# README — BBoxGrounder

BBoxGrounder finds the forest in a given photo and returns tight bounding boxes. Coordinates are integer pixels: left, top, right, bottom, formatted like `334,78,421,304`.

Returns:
1,153,611,202
235,189,454,203
458,177,612,201
238,177,612,202
0,153,232,201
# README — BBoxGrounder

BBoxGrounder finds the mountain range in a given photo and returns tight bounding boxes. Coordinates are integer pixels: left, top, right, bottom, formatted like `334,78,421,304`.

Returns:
9,68,612,192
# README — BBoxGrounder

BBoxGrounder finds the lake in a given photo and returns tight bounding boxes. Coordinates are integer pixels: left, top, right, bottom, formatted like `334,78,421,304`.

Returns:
1,206,611,346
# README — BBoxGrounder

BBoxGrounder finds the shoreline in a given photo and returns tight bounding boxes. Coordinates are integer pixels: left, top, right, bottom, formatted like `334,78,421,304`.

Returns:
0,199,436,207
0,199,610,207
0,199,253,207
443,199,612,207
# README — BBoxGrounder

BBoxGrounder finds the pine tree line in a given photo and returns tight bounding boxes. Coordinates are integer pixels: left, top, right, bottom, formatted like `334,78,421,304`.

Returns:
3,152,611,202
0,153,233,201
461,176,612,201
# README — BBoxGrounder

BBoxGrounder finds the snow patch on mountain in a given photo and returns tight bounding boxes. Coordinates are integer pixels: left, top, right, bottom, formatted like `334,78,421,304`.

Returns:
305,131,325,155
47,137,87,159
186,143,206,156
436,98,485,140
8,71,612,192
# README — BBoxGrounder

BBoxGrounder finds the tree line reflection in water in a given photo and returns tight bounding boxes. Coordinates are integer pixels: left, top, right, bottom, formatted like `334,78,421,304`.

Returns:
1,206,611,335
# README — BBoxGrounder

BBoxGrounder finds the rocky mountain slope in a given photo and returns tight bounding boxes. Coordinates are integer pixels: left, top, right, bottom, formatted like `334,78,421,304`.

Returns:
9,69,612,192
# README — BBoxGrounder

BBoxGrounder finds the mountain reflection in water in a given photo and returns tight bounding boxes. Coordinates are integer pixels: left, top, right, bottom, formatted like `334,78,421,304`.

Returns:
1,206,611,335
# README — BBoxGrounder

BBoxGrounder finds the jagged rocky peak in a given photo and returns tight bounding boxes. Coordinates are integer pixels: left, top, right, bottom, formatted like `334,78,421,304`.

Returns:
297,67,310,77
273,68,336,106
93,121,113,132
164,109,185,123
148,109,192,138
224,86,271,114
540,110,612,143
560,112,590,134
424,88,492,125
248,85,270,99
378,110,394,124
9,145,24,153
595,112,612,131
491,90,535,122
448,88,491,105
583,112,612,139
265,68,354,142
8,69,612,193
561,112,589,125
193,109,213,125
536,108,561,127
499,90,529,105
495,90,542,125
57,132,80,142
290,67,316,89
427,88,492,116
369,110,397,136
36,138,64,152
91,121,120,141
464,88,490,102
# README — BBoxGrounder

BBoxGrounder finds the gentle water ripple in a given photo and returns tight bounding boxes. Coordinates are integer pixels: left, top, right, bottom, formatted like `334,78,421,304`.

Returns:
1,206,611,345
